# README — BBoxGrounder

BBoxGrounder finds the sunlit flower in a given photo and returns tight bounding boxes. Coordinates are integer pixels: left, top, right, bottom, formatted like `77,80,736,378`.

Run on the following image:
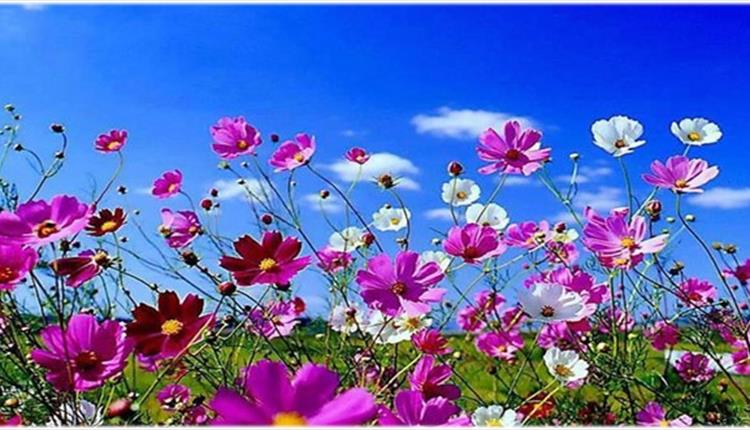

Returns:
591,115,645,157
329,304,366,335
378,390,470,426
472,405,521,427
678,277,717,307
220,231,311,287
328,226,365,252
519,283,586,323
419,250,451,273
457,290,505,333
674,352,714,383
543,347,589,383
598,307,635,334
644,321,680,351
365,310,432,344
51,250,111,288
0,195,92,247
441,178,481,207
151,169,183,199
412,328,452,356
157,384,191,411
465,203,509,231
0,244,36,291
671,117,722,146
636,402,692,427
643,155,719,193
159,209,201,248
408,355,460,400
86,207,126,236
372,205,410,232
477,120,550,176
345,147,370,165
537,321,585,351
475,330,524,362
316,247,353,273
248,298,303,339
444,223,506,264
504,220,551,249
95,129,128,153
269,133,316,171
210,116,262,159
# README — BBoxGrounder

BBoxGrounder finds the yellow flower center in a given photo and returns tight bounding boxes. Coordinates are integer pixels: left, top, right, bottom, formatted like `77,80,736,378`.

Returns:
236,139,249,150
389,217,401,225
0,267,17,284
293,152,305,162
402,317,421,330
107,140,122,151
614,139,627,148
613,257,630,267
188,225,201,235
35,220,59,239
687,131,702,142
259,258,277,271
674,179,688,189
161,319,184,336
93,251,110,266
272,412,306,426
456,191,468,200
100,220,119,233
167,183,179,193
159,225,172,236
496,345,508,354
485,418,504,427
554,364,574,378
540,305,555,318
620,237,636,249
659,419,670,427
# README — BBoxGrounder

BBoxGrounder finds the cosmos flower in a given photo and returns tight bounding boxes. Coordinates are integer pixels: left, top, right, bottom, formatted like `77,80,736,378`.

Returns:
412,329,452,356
476,120,551,176
365,310,432,344
504,220,551,249
465,203,509,231
471,405,521,427
644,321,680,351
95,129,128,153
598,307,635,334
519,283,586,323
345,147,370,165
674,352,715,383
636,402,693,427
248,298,304,339
642,155,719,193
537,321,586,351
0,415,21,426
329,304,367,335
220,231,311,287
475,330,524,362
543,347,589,383
591,115,645,157
151,169,183,199
441,178,481,207
126,291,215,358
269,133,316,172
86,207,127,237
31,314,132,392
731,348,750,376
671,117,722,146
372,206,410,232
316,247,353,273
419,250,451,273
210,116,262,159
443,223,506,264
357,251,445,316
457,290,505,333
157,384,191,411
0,195,92,247
678,278,717,307
378,390,470,426
159,209,201,248
0,244,37,291
51,250,111,288
328,227,365,252
545,241,579,265
210,360,377,425
726,258,750,285
408,355,460,400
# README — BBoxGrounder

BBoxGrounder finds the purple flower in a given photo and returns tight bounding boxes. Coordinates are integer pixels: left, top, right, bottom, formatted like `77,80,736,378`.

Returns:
51,250,110,288
412,329,452,356
248,298,303,339
0,195,92,247
345,147,370,165
644,321,680,351
475,330,524,362
151,169,183,199
157,384,191,411
159,209,201,248
210,116,262,159
269,133,316,172
408,355,460,400
356,251,445,317
210,360,377,425
504,220,550,249
732,348,750,376
443,223,506,264
598,307,635,334
95,129,128,153
457,290,505,333
0,243,37,291
378,390,470,426
674,352,715,383
643,155,719,193
316,246,353,273
476,121,551,176
678,278,717,307
636,402,692,427
537,322,585,351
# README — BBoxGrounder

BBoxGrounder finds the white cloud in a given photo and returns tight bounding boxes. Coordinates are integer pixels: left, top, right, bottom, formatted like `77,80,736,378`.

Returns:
556,165,614,184
340,129,366,138
503,176,534,187
411,107,537,140
424,208,454,221
552,211,579,225
21,3,46,11
211,179,272,203
324,152,421,191
572,186,624,212
303,193,344,213
689,187,750,209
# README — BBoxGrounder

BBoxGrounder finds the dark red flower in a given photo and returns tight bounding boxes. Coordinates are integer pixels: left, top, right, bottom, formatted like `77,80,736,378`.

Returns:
518,391,555,420
86,208,127,237
219,231,311,287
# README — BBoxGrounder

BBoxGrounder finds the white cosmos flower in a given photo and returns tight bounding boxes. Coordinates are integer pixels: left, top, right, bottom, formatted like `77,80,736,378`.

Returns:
365,311,431,344
372,206,410,232
441,178,481,207
328,226,364,252
419,250,451,273
471,405,521,427
47,400,104,426
591,115,645,157
552,227,579,243
465,203,510,231
670,117,722,146
518,283,585,323
329,304,367,335
544,347,589,383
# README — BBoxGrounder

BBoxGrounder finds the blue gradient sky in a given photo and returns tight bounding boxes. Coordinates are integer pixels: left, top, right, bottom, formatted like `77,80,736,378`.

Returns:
2,5,750,314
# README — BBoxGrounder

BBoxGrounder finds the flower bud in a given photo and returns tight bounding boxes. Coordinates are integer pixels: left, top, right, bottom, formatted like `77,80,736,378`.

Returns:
260,213,273,225
569,152,580,161
362,232,375,247
685,214,696,222
218,281,236,296
107,398,133,419
376,173,395,189
181,250,199,267
271,133,280,143
712,242,723,250
210,188,219,197
724,244,737,254
319,189,330,199
200,198,213,211
50,123,65,133
645,200,662,220
447,161,463,176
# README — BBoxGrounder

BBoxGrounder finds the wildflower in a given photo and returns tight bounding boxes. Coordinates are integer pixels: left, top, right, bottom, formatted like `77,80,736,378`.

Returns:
412,328,452,356
220,231,311,287
86,207,126,236
0,415,21,426
644,321,680,351
457,290,505,333
51,249,111,288
475,330,524,362
0,195,92,247
543,347,589,383
598,307,635,333
183,405,209,425
248,298,303,339
447,161,464,176
477,120,550,176
126,291,215,358
329,304,366,335
159,209,201,248
671,117,722,146
731,348,750,375
151,169,183,199
518,391,555,420
316,247,353,273
465,203,509,231
210,116,262,159
210,360,377,425
356,251,445,316
0,244,36,291
674,352,715,383
725,258,750,285
365,310,432,344
269,133,316,171
636,402,693,427
519,283,586,323
443,223,506,264
441,178,481,206
419,250,451,273
538,322,585,351
504,220,551,249
472,405,521,427
378,390,470,426
643,155,719,193
408,355,460,400
678,278,717,307
31,314,132,392
372,205,410,232
591,115,645,157
545,241,579,265
328,226,365,252
345,147,370,164
95,129,128,153
157,384,191,411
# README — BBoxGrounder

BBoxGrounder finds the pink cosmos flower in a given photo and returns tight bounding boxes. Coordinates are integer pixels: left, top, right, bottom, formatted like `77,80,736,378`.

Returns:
582,207,667,269
51,250,110,288
731,348,750,375
526,266,609,306
0,195,92,247
674,352,715,383
545,241,579,265
0,415,21,426
443,223,506,264
356,251,445,316
408,355,460,400
0,244,37,291
598,308,635,334
378,390,470,426
636,402,692,427
31,314,132,392
220,232,312,287
159,209,201,248
726,258,750,285
151,169,183,199
210,360,377,425
345,147,370,165
644,321,680,351
504,220,551,249
642,155,719,193
457,291,505,333
412,329,452,356
678,278,717,307
210,116,262,159
316,247,353,273
476,121,551,176
269,133,316,172
157,384,191,411
248,298,304,339
95,129,128,153
475,330,524,362
537,322,585,351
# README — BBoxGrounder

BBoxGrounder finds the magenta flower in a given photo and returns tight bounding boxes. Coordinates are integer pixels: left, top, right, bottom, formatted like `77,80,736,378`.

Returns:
151,169,183,199
457,290,505,333
378,390,470,426
732,348,750,375
316,247,353,273
443,223,506,264
545,241,579,265
476,121,550,176
356,251,445,316
0,244,37,291
51,250,110,288
598,307,635,334
674,352,715,383
159,209,201,248
345,147,370,165
95,129,128,153
636,402,692,427
31,314,132,392
582,207,667,269
726,258,750,285
248,298,303,339
210,116,262,159
408,355,460,400
504,220,551,249
157,384,191,411
475,330,524,362
527,266,609,306
0,195,92,247
644,321,680,351
210,360,377,425
412,329,452,356
678,278,717,307
537,322,585,351
642,155,719,193
269,133,316,172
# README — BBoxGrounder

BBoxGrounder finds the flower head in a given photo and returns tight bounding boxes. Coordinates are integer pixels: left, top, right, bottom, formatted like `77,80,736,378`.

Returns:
465,203,509,231
671,117,722,146
643,155,719,193
378,390,470,426
637,402,692,427
441,178,480,206
0,244,37,291
504,220,550,249
726,258,750,285
472,405,521,427
678,277,717,307
51,250,110,288
591,115,645,157
316,247,353,273
157,384,191,411
220,231,311,287
544,347,589,383
86,207,126,236
419,250,451,273
210,116,262,159
408,355,460,400
159,209,201,248
269,133,316,171
519,283,586,323
328,227,365,252
95,129,128,153
151,169,183,199
372,205,410,232
0,195,92,247
475,330,524,362
412,328,452,356
329,304,366,335
443,223,506,264
248,298,303,339
365,310,432,344
477,121,550,176
345,147,370,164
644,321,680,351
674,352,715,383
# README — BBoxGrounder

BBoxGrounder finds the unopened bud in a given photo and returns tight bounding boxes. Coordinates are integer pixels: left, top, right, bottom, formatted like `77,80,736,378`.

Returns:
50,123,65,133
218,281,236,296
447,161,463,176
200,198,213,211
261,213,273,225
270,133,280,143
319,189,330,199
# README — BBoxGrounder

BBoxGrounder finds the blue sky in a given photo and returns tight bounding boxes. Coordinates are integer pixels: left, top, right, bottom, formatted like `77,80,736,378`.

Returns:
2,5,750,315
